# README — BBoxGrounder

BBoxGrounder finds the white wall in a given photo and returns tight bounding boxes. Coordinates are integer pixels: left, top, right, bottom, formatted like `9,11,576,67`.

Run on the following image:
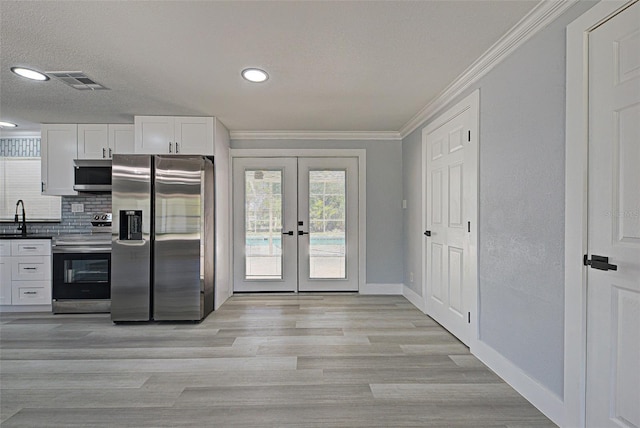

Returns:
214,120,232,309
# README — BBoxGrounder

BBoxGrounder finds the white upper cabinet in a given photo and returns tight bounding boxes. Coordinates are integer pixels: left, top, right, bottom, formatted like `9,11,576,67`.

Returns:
78,124,135,159
109,124,135,154
173,117,214,155
134,116,214,155
77,124,108,159
41,124,78,196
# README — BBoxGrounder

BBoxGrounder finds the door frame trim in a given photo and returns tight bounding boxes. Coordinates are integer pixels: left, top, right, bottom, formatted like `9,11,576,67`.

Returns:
564,2,633,426
420,89,479,349
230,149,366,292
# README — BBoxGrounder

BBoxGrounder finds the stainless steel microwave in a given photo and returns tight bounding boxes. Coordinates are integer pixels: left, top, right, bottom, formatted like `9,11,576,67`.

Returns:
73,159,112,192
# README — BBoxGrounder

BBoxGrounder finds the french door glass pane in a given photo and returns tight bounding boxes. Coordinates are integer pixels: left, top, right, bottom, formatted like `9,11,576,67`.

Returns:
308,170,346,279
245,170,283,279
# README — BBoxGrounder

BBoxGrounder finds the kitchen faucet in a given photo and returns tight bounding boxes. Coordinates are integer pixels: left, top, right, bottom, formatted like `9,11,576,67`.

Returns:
15,199,27,236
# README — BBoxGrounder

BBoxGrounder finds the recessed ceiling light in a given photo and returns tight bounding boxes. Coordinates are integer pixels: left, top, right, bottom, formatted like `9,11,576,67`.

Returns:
11,67,49,81
242,68,269,83
0,121,18,128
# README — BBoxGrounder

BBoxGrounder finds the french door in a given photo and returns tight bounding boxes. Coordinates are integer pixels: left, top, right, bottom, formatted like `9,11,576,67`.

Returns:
233,157,358,292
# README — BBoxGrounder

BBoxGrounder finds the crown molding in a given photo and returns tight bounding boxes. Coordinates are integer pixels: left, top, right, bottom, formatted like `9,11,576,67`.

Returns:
399,0,578,138
230,130,402,141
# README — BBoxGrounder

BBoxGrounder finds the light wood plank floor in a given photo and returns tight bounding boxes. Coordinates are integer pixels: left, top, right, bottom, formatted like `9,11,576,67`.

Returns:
0,294,555,427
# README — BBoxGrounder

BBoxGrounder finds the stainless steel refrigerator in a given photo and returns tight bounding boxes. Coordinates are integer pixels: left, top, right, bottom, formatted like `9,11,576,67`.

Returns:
110,155,214,322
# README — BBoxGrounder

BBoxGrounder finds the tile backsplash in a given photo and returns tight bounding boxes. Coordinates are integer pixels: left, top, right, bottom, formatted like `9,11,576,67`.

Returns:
1,137,112,235
0,194,112,235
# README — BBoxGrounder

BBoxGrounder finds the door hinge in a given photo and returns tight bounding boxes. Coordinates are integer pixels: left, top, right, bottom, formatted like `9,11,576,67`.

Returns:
468,312,471,324
468,130,471,142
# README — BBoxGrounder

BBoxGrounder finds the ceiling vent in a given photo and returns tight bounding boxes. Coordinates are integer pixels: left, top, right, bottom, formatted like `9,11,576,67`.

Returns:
45,71,109,90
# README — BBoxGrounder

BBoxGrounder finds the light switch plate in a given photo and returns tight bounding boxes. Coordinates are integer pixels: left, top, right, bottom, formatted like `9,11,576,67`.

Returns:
71,203,84,213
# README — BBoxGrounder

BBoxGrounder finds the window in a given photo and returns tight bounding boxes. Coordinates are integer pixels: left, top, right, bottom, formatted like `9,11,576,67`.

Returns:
0,157,61,222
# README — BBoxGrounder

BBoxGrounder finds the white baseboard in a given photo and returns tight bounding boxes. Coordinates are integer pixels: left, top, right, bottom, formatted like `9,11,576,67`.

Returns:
472,340,564,427
402,284,426,313
360,283,403,295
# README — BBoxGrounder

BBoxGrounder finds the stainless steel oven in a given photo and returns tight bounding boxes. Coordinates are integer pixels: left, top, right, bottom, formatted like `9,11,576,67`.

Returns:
52,213,112,314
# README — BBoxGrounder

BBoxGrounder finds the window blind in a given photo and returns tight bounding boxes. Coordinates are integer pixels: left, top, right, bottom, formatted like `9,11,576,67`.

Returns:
0,157,61,222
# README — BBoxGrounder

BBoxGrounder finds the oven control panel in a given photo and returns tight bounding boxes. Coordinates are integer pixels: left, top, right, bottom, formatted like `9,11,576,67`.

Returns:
91,212,112,227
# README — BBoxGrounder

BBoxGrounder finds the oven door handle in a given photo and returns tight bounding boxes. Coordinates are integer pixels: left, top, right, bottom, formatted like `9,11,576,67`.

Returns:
53,246,112,253
114,239,146,246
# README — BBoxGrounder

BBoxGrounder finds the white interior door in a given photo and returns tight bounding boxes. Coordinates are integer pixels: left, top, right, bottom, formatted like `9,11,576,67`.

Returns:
233,158,298,292
423,92,478,347
586,3,640,427
233,157,359,292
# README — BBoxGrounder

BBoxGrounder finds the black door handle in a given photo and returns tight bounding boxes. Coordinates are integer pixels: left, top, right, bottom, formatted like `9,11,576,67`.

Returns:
282,231,294,236
584,255,617,271
298,231,309,236
424,230,431,237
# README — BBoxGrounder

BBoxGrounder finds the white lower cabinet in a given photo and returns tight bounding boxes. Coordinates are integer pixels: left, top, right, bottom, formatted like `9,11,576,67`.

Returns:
11,256,51,281
0,257,12,305
0,241,13,305
0,239,52,309
11,240,51,257
12,281,51,305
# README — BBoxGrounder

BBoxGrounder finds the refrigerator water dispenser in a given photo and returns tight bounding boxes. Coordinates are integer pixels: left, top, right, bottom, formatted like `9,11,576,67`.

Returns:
119,210,143,241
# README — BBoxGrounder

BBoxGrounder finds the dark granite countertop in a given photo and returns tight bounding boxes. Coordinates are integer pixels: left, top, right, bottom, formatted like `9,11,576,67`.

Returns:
0,234,53,240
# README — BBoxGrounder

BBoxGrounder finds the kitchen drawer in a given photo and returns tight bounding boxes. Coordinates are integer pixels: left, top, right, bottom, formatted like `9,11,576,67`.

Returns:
11,240,51,257
11,256,52,281
11,281,51,305
0,241,10,256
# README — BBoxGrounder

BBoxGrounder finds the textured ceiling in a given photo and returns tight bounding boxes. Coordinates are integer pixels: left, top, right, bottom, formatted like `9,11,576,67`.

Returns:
0,0,539,135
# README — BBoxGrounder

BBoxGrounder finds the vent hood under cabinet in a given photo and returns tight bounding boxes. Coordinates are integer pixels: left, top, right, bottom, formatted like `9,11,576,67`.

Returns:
73,159,112,192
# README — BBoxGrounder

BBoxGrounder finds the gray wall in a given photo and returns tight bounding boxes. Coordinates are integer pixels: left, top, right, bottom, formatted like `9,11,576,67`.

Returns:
231,139,404,285
402,1,596,398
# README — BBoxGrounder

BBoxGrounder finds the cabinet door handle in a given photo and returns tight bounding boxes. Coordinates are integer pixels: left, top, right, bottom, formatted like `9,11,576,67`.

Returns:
102,148,106,158
41,182,45,192
23,267,38,270
22,247,37,250
24,291,38,295
109,148,112,158
169,142,173,153
176,142,179,153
